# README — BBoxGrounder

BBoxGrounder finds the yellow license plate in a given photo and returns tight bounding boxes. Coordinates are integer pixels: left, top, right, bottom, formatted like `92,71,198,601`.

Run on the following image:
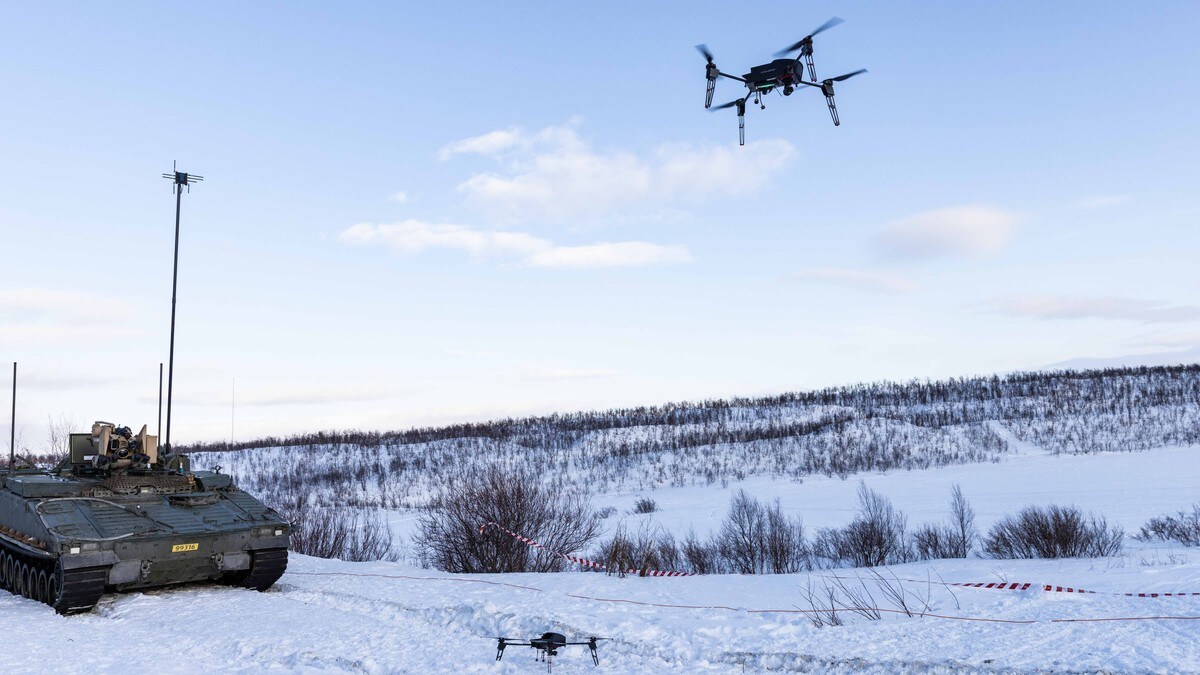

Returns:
171,543,199,553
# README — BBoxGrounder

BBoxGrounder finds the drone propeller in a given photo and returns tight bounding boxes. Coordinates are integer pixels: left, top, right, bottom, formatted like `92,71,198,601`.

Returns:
818,69,867,126
826,68,867,83
776,16,844,82
711,97,748,145
696,44,720,108
776,16,845,55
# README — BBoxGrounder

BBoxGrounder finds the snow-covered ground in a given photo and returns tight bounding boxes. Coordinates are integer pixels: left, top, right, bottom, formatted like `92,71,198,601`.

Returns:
1,552,1198,673
2,444,1199,673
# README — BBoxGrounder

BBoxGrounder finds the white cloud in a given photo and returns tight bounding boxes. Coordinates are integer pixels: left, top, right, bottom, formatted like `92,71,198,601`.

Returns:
339,221,545,258
387,191,409,203
992,294,1200,324
1075,194,1130,209
788,267,917,294
443,123,795,224
339,220,691,269
438,127,524,160
872,206,1017,261
0,288,137,346
527,242,692,269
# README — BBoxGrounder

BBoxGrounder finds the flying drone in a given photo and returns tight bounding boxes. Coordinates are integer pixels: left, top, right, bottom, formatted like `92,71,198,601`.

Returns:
493,632,608,672
697,17,867,145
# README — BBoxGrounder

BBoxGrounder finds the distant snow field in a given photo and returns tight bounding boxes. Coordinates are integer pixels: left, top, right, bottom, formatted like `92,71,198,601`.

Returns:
2,444,1199,673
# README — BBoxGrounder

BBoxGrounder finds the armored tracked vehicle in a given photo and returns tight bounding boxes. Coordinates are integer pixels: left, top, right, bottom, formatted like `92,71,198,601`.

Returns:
0,421,289,613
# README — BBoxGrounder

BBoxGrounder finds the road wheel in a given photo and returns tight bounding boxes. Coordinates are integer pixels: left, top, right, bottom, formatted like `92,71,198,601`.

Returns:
0,552,11,592
35,569,49,603
18,563,31,599
45,564,64,607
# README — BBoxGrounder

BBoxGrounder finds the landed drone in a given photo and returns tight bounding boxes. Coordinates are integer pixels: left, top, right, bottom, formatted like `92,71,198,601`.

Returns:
697,17,867,144
494,632,607,672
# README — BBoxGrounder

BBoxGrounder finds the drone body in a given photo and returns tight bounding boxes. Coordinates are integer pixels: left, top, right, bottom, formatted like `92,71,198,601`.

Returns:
697,17,867,144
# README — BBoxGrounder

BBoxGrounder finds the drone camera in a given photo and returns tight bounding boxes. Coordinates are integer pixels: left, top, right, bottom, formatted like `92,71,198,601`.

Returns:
783,85,794,96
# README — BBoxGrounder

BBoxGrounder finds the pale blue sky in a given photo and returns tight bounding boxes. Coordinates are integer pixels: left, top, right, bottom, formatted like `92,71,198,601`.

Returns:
3,2,1199,446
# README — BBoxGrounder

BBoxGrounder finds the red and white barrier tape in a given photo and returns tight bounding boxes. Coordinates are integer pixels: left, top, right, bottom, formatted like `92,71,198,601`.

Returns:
813,573,1200,599
948,580,1200,598
951,581,1033,591
478,522,696,577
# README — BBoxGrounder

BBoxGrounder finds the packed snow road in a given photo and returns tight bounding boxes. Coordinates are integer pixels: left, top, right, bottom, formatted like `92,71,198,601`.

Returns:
1,552,1199,674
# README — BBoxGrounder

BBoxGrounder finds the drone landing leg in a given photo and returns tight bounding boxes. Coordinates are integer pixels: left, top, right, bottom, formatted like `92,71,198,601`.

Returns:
589,642,599,666
705,78,715,108
825,95,840,126
804,53,818,82
739,113,745,145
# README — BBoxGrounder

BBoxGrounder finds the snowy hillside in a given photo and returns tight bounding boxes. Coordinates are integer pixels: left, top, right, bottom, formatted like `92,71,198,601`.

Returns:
184,365,1200,513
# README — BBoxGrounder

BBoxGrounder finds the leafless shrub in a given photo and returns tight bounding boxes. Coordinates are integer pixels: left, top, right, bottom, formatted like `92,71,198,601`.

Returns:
800,580,843,627
632,497,658,514
765,499,809,573
345,510,401,562
812,483,910,568
718,490,808,574
415,464,600,573
912,486,976,560
595,506,618,519
932,568,960,610
828,574,881,621
593,524,637,576
592,521,681,576
280,497,348,559
1136,504,1200,546
682,528,725,574
866,568,931,618
653,530,683,571
949,484,977,556
719,490,767,573
280,496,399,562
984,505,1124,559
912,523,958,561
43,413,79,465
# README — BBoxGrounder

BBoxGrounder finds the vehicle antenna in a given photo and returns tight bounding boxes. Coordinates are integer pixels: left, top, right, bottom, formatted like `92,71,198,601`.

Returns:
8,362,14,469
161,162,203,452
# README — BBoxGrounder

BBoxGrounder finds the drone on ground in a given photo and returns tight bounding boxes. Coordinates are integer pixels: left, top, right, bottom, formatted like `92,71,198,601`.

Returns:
697,17,867,145
493,632,607,672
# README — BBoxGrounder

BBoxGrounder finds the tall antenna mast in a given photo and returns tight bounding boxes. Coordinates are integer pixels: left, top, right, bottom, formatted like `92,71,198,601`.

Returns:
8,362,14,469
161,161,203,452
